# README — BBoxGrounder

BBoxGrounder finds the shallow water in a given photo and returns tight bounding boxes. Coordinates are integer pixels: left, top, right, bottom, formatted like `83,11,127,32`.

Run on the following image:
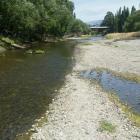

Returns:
78,35,104,43
81,70,140,114
0,41,77,140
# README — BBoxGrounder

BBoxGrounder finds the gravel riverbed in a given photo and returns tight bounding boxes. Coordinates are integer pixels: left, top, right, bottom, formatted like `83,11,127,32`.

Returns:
31,39,140,140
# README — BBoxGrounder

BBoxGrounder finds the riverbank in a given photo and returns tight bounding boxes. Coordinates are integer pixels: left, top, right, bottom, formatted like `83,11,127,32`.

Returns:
0,46,6,53
0,35,70,52
0,36,27,51
31,38,140,140
106,32,140,40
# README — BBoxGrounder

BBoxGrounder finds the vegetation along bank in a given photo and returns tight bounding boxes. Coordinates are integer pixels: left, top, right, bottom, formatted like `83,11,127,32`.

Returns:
0,0,90,50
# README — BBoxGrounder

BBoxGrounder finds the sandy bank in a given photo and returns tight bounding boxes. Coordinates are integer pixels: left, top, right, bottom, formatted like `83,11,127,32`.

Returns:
31,38,140,140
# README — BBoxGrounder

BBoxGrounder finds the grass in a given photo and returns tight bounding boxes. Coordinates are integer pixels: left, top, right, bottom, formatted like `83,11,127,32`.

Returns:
106,32,140,40
118,72,140,83
108,93,140,127
99,120,116,133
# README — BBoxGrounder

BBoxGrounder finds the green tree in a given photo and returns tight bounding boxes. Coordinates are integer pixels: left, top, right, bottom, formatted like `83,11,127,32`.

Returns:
101,12,115,33
131,6,136,15
102,6,133,33
0,0,88,41
124,10,140,32
70,19,90,35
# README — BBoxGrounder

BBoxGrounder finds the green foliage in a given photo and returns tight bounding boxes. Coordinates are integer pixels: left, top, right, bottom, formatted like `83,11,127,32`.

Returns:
124,10,140,32
70,19,90,35
131,6,136,15
102,5,139,33
0,0,89,41
0,37,15,45
0,0,40,40
99,120,116,133
101,12,114,33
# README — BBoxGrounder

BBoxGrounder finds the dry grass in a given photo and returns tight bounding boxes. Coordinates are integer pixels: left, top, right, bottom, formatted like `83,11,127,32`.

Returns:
108,93,140,127
106,32,140,40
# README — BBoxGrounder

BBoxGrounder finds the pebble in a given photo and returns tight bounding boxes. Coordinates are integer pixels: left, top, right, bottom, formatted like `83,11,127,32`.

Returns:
30,41,140,139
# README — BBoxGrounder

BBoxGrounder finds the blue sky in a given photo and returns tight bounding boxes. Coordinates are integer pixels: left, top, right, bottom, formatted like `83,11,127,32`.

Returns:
71,0,140,22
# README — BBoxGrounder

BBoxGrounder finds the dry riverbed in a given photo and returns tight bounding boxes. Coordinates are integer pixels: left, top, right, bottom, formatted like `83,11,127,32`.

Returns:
31,39,140,140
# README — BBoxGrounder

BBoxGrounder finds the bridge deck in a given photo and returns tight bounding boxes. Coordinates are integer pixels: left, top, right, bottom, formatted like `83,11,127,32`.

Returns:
90,26,109,29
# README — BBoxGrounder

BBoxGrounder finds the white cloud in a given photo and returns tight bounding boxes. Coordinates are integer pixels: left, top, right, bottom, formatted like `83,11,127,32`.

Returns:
72,0,140,22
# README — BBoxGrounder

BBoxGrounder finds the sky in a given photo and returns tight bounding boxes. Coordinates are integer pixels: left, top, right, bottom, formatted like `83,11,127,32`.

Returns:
71,0,140,22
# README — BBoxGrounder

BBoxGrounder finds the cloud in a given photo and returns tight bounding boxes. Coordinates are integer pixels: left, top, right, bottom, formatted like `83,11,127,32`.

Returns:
71,0,139,22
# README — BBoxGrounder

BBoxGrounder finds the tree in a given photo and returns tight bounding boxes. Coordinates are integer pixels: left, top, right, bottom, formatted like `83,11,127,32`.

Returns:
124,10,140,32
131,6,136,15
101,12,114,33
102,6,136,33
0,0,88,41
70,19,90,35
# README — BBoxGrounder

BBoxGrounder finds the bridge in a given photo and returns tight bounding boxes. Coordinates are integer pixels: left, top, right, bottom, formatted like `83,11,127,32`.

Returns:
90,26,109,33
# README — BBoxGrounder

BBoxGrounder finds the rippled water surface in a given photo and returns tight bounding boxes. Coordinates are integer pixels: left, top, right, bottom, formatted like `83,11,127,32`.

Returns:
0,41,77,140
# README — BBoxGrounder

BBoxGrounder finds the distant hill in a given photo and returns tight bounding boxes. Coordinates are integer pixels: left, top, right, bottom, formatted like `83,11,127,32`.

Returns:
87,20,103,26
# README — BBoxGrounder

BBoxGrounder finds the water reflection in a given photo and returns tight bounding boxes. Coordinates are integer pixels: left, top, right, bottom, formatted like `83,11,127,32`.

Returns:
0,41,76,140
82,70,140,114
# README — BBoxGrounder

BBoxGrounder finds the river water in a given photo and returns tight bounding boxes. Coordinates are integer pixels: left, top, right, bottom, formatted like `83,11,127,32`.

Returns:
0,37,140,140
0,40,77,140
81,70,140,114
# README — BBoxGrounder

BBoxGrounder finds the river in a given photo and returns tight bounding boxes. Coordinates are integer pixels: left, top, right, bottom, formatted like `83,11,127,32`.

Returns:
0,40,77,140
0,37,140,140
